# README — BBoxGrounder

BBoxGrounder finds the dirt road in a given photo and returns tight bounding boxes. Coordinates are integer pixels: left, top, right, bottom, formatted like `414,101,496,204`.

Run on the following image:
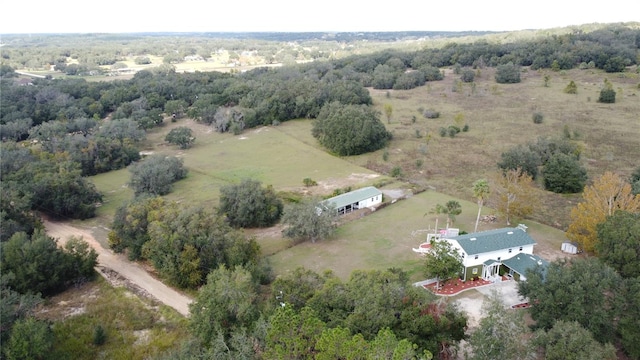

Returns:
44,219,192,317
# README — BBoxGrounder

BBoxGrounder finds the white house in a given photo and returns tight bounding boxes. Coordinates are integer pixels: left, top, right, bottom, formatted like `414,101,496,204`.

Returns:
322,186,382,215
442,224,541,281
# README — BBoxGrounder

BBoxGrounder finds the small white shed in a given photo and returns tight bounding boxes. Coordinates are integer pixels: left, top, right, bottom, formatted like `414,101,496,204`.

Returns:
561,241,579,254
323,186,383,215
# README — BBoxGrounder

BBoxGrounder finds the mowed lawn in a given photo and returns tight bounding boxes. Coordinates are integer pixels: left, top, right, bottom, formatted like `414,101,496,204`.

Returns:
266,189,569,282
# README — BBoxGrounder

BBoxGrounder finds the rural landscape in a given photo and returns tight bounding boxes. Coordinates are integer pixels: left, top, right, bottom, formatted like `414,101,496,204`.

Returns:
1,22,640,359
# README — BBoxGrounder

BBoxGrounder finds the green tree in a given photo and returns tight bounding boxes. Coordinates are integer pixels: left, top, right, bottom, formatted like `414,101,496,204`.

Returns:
128,154,188,196
466,290,533,360
495,62,521,83
461,68,475,82
518,257,622,343
1,230,97,296
595,211,640,278
4,317,54,360
218,179,283,228
164,99,188,119
542,153,587,193
598,79,616,103
423,239,463,290
164,126,195,149
312,102,392,156
497,144,541,179
472,179,490,233
564,80,578,94
0,274,43,345
533,320,616,360
271,267,327,310
383,103,393,124
189,265,260,344
631,165,640,195
619,277,640,359
282,198,338,243
108,196,165,259
265,306,326,360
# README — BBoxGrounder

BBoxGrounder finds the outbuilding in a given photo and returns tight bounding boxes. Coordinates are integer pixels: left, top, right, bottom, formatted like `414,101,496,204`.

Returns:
322,186,383,215
561,241,579,254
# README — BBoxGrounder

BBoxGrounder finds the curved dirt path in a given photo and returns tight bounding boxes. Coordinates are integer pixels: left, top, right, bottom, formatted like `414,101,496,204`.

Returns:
44,219,192,317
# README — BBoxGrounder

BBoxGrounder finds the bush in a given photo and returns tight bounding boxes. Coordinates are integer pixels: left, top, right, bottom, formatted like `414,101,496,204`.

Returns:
564,80,578,94
390,166,403,178
165,126,195,149
598,88,616,103
495,62,521,84
461,69,475,83
423,109,440,119
439,127,447,137
533,112,544,124
303,178,317,187
462,124,470,132
93,325,107,346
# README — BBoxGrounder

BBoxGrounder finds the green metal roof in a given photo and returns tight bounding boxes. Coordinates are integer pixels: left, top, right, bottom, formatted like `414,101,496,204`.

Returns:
502,254,548,277
323,186,382,209
450,227,536,255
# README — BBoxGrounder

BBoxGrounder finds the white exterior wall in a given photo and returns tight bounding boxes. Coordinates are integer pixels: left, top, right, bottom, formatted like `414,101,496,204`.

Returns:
450,242,535,268
357,194,382,208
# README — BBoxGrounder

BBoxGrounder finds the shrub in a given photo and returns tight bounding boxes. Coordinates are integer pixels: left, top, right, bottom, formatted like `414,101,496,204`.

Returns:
303,178,317,187
390,166,403,178
542,153,588,193
462,124,470,132
598,88,616,103
423,109,440,119
93,325,107,346
461,69,475,83
219,179,283,228
564,80,578,94
439,127,447,137
495,62,521,84
532,112,544,124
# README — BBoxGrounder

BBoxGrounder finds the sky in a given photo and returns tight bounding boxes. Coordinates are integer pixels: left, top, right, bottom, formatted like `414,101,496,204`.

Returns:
1,0,638,34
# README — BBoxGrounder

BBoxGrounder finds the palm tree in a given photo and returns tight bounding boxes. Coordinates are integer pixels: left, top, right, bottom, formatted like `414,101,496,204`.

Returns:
433,200,462,229
473,179,490,233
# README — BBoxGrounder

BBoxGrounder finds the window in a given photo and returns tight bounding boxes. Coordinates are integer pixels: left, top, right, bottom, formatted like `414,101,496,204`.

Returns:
508,248,512,253
519,246,523,251
474,255,479,260
472,268,478,275
497,257,501,261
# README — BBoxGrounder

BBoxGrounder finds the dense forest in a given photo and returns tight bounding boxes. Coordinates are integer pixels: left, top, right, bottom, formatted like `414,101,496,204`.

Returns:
1,23,639,359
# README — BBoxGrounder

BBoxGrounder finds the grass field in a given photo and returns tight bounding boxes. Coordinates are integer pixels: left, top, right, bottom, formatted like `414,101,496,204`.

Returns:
84,66,638,282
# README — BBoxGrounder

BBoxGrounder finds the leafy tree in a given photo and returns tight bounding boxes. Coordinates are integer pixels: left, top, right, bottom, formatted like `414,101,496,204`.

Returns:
108,196,165,259
466,290,533,360
218,179,283,228
495,62,521,83
567,171,640,253
518,257,622,343
497,144,540,179
3,317,54,360
312,102,392,156
383,103,393,124
1,230,97,296
164,126,195,149
282,198,338,243
128,154,188,196
164,99,188,119
542,153,588,193
595,211,640,278
0,274,43,345
265,306,326,359
189,265,260,344
423,239,463,290
619,277,640,359
143,204,261,288
490,168,538,225
533,320,616,360
472,179,490,233
270,267,327,310
598,79,616,103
